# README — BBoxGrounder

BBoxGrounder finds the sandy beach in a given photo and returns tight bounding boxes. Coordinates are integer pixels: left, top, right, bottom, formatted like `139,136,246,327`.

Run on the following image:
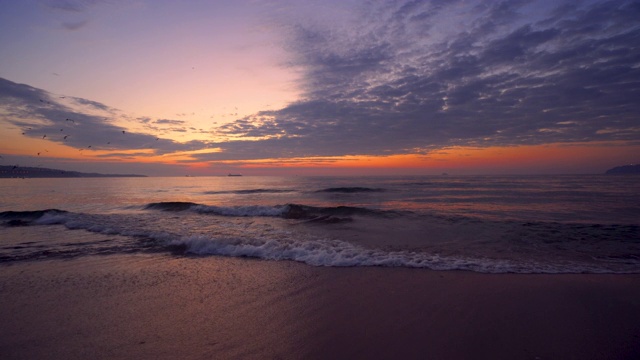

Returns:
1,255,639,360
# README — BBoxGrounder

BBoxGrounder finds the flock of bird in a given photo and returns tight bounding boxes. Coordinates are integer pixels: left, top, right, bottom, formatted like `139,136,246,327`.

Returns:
2,96,244,171
2,99,134,171
28,108,129,156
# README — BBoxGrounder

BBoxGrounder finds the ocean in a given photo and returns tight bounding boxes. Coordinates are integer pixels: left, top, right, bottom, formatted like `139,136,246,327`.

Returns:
1,175,638,273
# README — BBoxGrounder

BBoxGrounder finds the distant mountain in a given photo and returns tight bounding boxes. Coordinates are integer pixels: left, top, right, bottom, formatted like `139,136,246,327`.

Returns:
0,165,146,178
605,164,640,175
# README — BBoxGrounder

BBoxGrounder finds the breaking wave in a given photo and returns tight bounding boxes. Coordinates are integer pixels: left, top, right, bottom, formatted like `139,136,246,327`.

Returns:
1,209,69,226
2,206,638,274
168,235,628,274
170,235,456,268
144,202,196,211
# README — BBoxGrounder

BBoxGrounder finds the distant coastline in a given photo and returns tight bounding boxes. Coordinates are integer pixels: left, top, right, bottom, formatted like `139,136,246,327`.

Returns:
605,164,640,175
0,165,146,178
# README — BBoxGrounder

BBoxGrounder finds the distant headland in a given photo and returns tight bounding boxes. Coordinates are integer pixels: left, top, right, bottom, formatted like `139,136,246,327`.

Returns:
605,164,640,175
0,165,146,178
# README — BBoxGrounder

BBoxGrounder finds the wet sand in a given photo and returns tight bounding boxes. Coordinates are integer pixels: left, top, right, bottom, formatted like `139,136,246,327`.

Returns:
1,255,639,360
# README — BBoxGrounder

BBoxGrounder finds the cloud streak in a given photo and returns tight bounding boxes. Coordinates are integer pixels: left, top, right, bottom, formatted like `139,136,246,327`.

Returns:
61,20,88,30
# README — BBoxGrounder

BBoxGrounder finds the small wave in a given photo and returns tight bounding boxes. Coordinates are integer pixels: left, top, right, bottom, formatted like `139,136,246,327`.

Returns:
170,235,448,267
168,235,633,273
315,187,385,193
192,204,288,217
204,189,294,195
2,208,636,273
282,204,393,219
144,202,198,211
0,209,68,220
144,201,288,217
143,201,394,219
1,209,69,226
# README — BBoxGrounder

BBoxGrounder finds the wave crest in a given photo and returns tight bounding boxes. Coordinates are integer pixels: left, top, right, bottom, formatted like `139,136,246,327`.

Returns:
192,204,288,217
204,189,294,195
143,202,393,219
144,202,197,211
1,209,69,226
169,235,535,272
315,187,385,193
282,204,390,219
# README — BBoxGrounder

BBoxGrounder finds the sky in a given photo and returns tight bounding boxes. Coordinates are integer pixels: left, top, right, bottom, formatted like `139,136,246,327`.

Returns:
1,0,639,176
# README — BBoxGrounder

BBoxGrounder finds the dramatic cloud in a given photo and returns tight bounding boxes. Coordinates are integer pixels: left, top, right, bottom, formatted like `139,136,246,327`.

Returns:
0,78,212,155
2,0,638,167
210,0,640,160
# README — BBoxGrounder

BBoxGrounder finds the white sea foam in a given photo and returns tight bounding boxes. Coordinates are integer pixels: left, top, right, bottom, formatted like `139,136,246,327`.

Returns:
24,211,636,273
168,234,544,272
7,203,638,274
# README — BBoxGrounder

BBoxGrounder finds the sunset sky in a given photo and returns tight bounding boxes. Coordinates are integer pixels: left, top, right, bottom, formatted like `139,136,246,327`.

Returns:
1,0,639,176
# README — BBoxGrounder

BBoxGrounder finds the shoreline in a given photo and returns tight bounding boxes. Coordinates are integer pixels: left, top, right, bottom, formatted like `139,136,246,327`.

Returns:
1,255,640,359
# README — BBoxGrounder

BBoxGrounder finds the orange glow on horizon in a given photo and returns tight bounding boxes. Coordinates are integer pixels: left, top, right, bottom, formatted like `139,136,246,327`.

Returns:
2,124,638,176
203,142,640,175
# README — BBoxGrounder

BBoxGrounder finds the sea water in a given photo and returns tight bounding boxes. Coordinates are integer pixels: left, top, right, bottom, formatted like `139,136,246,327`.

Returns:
0,175,638,273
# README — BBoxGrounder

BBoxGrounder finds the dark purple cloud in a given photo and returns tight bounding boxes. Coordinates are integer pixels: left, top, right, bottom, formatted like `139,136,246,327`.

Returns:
208,0,640,160
0,78,213,155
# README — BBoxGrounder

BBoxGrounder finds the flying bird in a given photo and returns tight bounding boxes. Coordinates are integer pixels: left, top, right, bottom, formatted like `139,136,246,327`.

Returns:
42,135,46,139
63,135,69,140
